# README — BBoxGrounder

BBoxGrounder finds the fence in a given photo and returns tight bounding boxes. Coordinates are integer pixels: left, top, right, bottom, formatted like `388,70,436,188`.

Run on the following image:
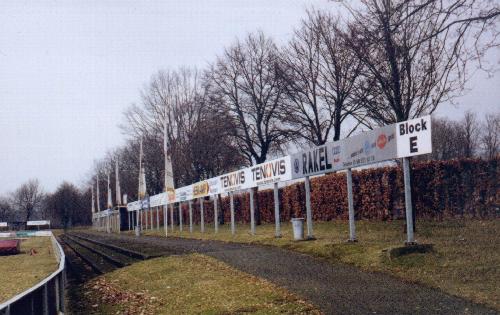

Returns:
0,232,66,315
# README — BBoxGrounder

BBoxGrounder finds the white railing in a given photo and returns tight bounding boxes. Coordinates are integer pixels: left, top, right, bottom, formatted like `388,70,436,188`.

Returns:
0,232,66,315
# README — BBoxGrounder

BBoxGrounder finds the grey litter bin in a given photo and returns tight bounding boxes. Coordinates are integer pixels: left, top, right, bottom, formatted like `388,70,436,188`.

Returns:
135,225,141,237
291,218,305,240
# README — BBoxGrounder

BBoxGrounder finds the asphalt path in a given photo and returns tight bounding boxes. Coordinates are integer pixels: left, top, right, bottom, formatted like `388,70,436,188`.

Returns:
77,231,497,315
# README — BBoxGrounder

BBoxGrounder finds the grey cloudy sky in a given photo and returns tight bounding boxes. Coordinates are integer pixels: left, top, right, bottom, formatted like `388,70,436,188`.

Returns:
0,1,498,195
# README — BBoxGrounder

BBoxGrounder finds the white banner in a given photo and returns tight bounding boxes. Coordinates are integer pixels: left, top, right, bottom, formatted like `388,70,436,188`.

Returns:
150,193,166,207
396,116,432,157
127,200,141,211
219,168,252,193
27,220,50,226
207,177,221,196
175,185,193,202
291,116,431,179
249,156,292,186
126,117,431,205
0,222,7,227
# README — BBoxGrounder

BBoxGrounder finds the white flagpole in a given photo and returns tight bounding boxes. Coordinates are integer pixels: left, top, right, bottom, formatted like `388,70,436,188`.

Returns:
107,171,113,209
115,159,121,206
96,175,101,212
91,186,95,228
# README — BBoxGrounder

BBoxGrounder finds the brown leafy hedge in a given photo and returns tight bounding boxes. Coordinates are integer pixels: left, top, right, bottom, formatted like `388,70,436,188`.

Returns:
151,158,499,225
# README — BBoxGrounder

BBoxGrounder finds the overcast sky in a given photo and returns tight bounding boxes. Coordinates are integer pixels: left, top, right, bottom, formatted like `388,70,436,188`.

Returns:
0,1,498,195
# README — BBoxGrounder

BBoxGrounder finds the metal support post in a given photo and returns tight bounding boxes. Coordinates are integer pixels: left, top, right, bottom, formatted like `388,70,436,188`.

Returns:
403,157,415,244
273,182,281,238
214,196,219,233
249,188,255,235
189,200,193,233
164,205,168,237
347,168,357,242
179,203,183,232
200,198,205,233
170,204,174,232
230,192,235,235
156,206,159,230
305,176,314,239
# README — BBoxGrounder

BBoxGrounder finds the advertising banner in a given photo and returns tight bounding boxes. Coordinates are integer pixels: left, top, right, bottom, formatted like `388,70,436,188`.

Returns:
27,220,50,226
175,185,193,202
249,156,292,186
207,177,221,196
150,192,166,207
193,181,209,198
291,116,431,179
291,143,337,179
340,124,397,169
0,222,7,227
219,168,252,193
127,200,141,211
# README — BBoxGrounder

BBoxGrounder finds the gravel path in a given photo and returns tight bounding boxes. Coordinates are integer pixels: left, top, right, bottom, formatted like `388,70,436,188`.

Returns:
77,231,497,315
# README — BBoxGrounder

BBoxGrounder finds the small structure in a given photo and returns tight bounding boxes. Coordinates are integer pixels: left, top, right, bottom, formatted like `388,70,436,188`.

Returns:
0,239,20,255
26,220,51,230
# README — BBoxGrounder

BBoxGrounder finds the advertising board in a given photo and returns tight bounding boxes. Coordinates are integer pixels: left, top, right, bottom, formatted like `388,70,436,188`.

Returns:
249,156,292,186
219,168,252,193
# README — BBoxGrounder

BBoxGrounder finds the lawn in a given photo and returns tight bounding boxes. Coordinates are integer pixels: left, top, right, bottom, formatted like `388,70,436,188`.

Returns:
75,253,320,314
0,237,58,303
138,219,500,310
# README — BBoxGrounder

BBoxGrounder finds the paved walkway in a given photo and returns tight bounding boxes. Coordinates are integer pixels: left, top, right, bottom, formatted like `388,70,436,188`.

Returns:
80,232,497,314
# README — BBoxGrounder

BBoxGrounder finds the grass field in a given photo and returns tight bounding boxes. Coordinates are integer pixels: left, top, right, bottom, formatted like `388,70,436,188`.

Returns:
138,219,500,310
74,253,320,314
0,237,58,303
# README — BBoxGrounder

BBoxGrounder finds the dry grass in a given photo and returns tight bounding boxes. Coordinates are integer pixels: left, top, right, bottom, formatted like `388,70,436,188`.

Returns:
138,219,500,310
80,253,321,314
0,237,58,303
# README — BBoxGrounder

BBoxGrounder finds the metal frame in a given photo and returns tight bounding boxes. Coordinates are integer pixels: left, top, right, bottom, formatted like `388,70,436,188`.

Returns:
0,232,66,315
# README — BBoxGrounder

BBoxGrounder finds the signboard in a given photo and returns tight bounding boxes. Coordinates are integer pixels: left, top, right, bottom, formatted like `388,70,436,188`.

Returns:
396,116,432,157
291,116,431,179
125,116,431,206
340,124,397,169
193,181,209,198
150,193,166,207
0,222,7,228
175,185,193,202
27,220,50,226
249,156,292,186
207,177,221,196
219,168,252,193
291,143,336,179
127,200,141,211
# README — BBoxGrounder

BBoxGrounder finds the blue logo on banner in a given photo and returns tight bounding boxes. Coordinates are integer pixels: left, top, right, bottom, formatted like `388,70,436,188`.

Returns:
294,158,300,174
364,140,373,154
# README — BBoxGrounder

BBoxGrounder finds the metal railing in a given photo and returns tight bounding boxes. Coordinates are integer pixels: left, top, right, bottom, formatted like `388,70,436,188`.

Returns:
0,232,66,315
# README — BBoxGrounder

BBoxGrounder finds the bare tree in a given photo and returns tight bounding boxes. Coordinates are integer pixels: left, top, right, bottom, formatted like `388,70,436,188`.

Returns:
342,0,499,125
277,11,364,145
462,110,479,158
11,179,44,222
208,31,290,165
207,31,292,225
428,117,466,160
119,67,243,193
481,112,500,159
0,197,13,222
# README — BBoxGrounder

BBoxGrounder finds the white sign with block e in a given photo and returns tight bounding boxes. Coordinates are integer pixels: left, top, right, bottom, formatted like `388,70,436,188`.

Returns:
396,115,432,158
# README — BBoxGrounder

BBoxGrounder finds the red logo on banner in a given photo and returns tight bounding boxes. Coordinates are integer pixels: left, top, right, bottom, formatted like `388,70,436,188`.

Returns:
377,134,387,149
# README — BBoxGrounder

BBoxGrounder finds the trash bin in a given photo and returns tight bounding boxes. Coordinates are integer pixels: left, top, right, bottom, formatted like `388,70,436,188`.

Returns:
291,218,304,241
135,225,141,237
